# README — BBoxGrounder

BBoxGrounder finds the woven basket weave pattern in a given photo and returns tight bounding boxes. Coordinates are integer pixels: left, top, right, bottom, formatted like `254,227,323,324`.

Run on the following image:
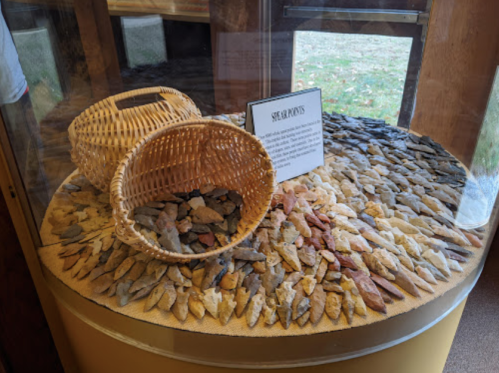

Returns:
69,87,201,192
110,119,276,262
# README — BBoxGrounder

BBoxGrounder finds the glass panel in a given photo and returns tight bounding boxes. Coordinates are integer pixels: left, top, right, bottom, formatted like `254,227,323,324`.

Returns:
13,26,63,121
0,0,217,229
293,31,412,125
464,67,499,225
121,15,167,68
3,0,494,236
4,1,497,234
2,0,499,349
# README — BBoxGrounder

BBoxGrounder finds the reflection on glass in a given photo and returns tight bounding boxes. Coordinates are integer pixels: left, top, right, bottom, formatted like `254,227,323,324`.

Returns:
13,27,63,121
293,31,412,126
122,15,167,68
461,67,499,227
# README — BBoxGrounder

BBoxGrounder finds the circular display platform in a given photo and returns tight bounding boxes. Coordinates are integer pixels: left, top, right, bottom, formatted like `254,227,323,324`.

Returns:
38,113,493,368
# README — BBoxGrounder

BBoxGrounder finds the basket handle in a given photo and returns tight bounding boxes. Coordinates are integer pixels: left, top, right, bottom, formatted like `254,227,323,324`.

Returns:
108,87,176,113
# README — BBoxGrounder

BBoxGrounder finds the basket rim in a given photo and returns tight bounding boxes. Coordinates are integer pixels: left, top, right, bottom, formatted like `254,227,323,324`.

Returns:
68,86,202,193
110,118,276,261
71,86,200,120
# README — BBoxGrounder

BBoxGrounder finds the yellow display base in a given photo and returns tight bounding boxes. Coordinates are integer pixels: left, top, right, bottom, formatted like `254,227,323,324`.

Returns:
56,296,465,373
39,169,488,338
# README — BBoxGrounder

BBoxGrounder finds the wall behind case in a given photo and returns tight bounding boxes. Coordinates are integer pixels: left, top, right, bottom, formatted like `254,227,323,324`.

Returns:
412,0,499,167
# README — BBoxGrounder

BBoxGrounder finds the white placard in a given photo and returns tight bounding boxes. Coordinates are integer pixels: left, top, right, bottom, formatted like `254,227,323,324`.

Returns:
246,88,324,182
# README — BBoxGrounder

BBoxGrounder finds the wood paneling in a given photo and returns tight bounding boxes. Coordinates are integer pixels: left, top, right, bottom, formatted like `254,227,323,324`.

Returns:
411,0,499,166
399,35,424,128
74,0,122,100
269,0,427,11
209,0,269,114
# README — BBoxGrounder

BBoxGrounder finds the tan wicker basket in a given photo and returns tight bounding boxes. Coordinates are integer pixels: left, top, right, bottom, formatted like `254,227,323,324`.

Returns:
110,119,276,262
69,87,202,192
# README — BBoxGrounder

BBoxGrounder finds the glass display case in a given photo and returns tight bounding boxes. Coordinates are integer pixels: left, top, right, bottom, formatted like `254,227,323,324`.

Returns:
1,0,499,371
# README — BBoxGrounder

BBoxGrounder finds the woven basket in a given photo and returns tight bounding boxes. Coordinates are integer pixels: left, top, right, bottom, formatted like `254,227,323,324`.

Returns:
110,119,276,262
69,87,202,192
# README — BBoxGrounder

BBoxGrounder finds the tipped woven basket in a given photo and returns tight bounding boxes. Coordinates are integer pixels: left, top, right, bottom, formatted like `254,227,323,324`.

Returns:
110,119,276,262
69,86,201,192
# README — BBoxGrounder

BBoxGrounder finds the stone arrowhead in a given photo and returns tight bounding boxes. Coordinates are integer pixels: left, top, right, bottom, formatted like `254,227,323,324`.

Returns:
340,275,366,316
114,257,136,280
288,212,312,238
309,284,326,325
305,213,328,231
63,255,80,271
219,272,239,290
246,294,265,328
116,280,133,307
60,224,83,239
130,274,158,293
126,261,147,282
104,248,128,272
93,273,115,294
396,192,421,213
157,282,177,311
334,252,358,270
172,288,190,321
297,245,316,267
462,231,482,248
376,285,393,303
232,247,266,261
201,257,227,290
323,280,343,292
243,273,262,298
190,206,224,224
220,293,237,325
415,266,438,285
270,209,287,229
188,288,206,319
343,268,386,313
315,258,328,283
326,292,342,320
401,266,434,293
322,231,336,251
391,264,421,298
343,231,372,253
134,206,161,216
369,272,405,299
275,242,302,271
282,190,297,215
277,304,292,329
362,252,394,281
422,249,451,278
202,288,222,318
388,217,421,235
296,311,311,327
342,290,355,324
235,287,251,317
158,223,182,253
167,265,188,286
262,263,285,296
320,250,336,263
276,281,296,308
263,298,278,325
282,225,300,244
301,275,317,296
89,265,107,281
145,281,168,311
